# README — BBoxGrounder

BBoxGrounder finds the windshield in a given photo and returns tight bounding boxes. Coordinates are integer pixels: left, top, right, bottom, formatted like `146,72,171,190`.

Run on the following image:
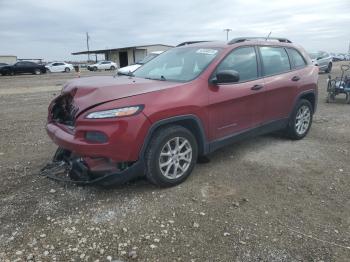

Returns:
133,47,221,82
138,53,159,65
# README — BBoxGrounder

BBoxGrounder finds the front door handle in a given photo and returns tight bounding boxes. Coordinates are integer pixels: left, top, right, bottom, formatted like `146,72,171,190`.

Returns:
292,76,301,81
251,84,264,91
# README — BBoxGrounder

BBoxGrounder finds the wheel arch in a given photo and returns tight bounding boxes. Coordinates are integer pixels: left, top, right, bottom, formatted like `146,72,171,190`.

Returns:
140,115,209,159
300,92,316,113
292,90,316,115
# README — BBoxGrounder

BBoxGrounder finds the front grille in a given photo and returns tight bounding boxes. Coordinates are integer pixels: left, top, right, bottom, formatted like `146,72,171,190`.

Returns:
51,94,79,126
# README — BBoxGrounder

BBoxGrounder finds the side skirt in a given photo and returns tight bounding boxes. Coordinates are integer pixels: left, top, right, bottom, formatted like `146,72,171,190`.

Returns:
209,118,288,153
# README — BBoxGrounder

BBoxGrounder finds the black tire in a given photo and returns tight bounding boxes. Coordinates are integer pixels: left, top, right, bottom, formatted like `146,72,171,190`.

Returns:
145,125,198,187
326,92,335,103
325,63,332,73
110,66,115,70
285,99,313,140
346,93,350,104
93,66,98,71
9,70,14,76
65,67,70,73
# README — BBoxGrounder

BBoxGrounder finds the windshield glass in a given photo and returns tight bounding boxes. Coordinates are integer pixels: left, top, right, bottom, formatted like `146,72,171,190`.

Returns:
133,47,221,82
138,53,159,65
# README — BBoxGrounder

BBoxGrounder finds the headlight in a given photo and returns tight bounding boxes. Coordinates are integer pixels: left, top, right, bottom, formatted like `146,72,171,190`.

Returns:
86,106,143,119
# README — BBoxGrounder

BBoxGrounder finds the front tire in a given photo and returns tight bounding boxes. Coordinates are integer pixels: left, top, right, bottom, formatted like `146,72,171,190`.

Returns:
285,99,313,140
145,125,198,187
34,69,41,75
110,66,115,70
93,66,98,71
65,67,70,73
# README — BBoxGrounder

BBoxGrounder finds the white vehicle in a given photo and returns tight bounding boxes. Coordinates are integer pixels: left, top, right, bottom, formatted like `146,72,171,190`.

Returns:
118,51,164,75
87,61,117,71
46,62,74,73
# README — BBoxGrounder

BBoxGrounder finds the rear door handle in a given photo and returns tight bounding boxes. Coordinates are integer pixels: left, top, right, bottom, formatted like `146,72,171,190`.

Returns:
292,76,301,81
251,84,264,91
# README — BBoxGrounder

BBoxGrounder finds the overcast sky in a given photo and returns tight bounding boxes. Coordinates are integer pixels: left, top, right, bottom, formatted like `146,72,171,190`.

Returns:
0,0,349,61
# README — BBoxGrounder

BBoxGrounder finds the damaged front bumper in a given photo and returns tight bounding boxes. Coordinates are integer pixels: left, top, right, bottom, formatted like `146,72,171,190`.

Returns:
40,148,144,186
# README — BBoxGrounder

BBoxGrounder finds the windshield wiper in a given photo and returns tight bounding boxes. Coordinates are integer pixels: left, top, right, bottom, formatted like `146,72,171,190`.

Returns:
145,75,166,81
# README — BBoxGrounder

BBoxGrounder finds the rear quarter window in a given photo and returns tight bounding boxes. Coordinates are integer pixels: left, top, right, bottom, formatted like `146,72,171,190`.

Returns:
287,48,307,69
259,46,291,76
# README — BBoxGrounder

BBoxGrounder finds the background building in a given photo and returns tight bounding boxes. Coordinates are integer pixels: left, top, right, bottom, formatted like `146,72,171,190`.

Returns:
0,55,17,64
72,44,173,67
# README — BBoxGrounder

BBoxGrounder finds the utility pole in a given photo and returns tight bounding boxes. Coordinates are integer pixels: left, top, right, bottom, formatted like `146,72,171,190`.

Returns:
223,28,232,41
86,32,90,62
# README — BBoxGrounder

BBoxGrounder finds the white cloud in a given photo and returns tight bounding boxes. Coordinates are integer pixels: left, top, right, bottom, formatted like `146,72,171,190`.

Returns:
0,0,349,60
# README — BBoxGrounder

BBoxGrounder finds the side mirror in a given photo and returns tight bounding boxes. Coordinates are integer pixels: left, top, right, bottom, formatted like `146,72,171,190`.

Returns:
211,70,240,84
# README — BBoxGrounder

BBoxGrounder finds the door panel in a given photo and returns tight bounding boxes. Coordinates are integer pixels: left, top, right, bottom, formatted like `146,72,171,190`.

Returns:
208,80,265,139
258,46,297,122
208,46,264,140
261,71,298,122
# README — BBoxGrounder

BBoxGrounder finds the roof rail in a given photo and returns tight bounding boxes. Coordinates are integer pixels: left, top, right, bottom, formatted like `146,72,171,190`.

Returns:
176,41,212,47
228,37,292,44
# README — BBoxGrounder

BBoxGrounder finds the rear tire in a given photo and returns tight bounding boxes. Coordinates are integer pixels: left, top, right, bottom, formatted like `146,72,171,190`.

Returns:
110,66,115,70
285,99,313,140
326,92,335,103
145,125,198,187
346,93,350,104
34,69,41,75
325,63,332,73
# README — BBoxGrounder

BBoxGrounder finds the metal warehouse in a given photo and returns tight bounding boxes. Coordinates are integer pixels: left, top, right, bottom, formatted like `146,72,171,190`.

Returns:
72,44,173,67
0,55,17,64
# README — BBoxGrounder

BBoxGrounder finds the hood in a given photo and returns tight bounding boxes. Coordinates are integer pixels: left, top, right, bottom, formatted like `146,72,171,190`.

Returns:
61,76,183,114
118,64,141,74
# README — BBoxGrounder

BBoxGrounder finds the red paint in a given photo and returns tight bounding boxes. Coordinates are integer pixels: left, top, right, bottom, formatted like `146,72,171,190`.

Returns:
46,40,318,167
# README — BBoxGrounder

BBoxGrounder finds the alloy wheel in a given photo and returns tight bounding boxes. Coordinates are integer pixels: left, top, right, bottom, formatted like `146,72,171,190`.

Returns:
295,105,311,135
158,137,192,179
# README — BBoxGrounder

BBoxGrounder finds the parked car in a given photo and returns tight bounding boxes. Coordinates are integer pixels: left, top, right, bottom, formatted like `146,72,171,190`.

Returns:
87,61,117,71
118,51,164,75
46,62,74,73
333,53,346,61
309,51,333,73
0,61,46,76
46,37,318,187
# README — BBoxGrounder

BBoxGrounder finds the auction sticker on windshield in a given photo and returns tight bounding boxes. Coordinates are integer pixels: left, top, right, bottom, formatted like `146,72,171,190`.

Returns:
196,49,218,55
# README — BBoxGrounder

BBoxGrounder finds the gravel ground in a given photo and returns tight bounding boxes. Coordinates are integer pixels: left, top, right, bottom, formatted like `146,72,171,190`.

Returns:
0,64,349,262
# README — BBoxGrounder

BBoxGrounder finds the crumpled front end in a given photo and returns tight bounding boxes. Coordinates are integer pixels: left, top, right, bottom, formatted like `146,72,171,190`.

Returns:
40,148,143,185
44,88,151,185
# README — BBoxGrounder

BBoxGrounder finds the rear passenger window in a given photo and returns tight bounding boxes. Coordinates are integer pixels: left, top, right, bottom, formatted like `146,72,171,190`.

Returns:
216,47,258,82
259,47,290,76
287,48,306,69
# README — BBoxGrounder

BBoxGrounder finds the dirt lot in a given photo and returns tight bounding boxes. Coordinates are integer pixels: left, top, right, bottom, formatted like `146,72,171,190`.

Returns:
0,65,349,262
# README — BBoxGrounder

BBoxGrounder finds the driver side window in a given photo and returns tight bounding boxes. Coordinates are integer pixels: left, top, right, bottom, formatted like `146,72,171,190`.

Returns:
216,47,258,82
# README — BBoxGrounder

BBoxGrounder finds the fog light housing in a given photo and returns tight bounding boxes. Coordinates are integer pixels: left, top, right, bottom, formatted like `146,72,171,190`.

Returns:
85,131,108,143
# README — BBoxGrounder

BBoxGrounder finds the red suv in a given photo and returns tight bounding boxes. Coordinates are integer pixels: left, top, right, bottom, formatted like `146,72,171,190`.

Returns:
46,37,318,187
